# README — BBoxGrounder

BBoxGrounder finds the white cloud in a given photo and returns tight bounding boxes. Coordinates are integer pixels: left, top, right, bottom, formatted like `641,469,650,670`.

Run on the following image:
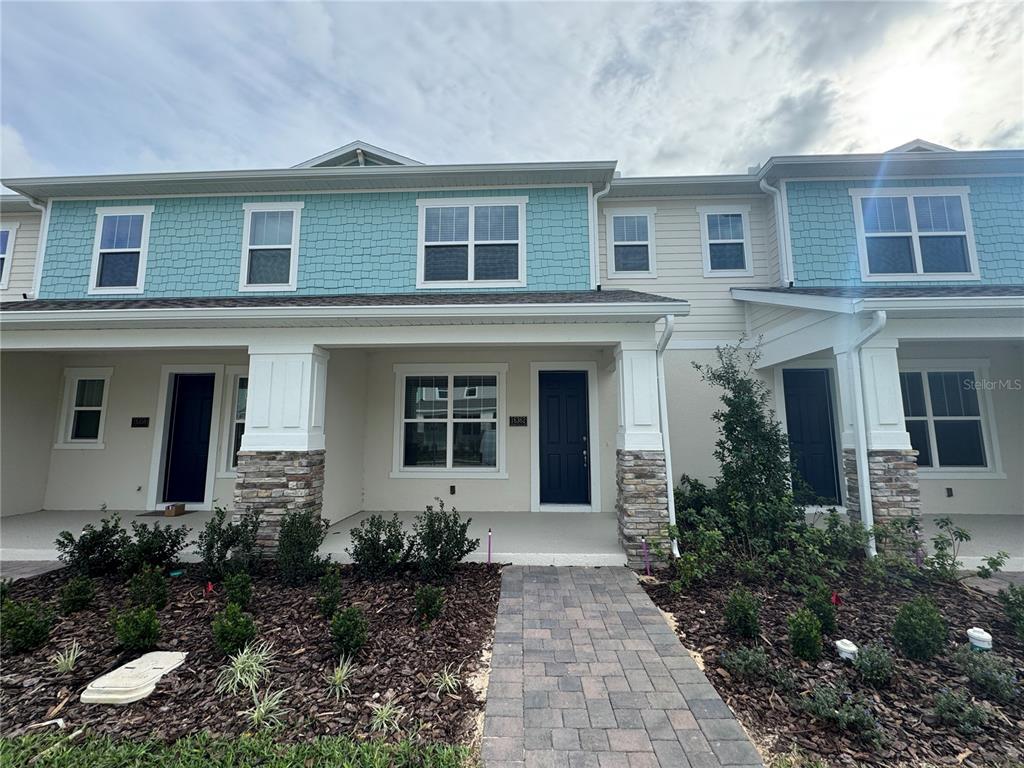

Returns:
1,1,1020,180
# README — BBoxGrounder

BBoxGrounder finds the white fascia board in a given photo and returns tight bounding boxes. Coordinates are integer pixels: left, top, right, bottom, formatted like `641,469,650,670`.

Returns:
855,296,1024,313
730,289,855,314
0,300,690,328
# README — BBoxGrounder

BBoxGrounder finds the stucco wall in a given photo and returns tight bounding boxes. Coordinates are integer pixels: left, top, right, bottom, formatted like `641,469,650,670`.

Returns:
41,349,249,511
899,340,1024,517
39,187,591,299
355,346,619,516
322,349,368,523
0,352,60,516
786,176,1024,286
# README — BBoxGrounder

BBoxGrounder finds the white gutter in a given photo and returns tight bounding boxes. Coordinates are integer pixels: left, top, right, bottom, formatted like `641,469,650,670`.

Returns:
23,196,49,300
590,182,611,289
656,314,680,557
841,310,887,557
759,179,792,285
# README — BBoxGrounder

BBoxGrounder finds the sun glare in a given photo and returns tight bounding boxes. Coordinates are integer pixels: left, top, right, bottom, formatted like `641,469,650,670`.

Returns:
861,58,964,148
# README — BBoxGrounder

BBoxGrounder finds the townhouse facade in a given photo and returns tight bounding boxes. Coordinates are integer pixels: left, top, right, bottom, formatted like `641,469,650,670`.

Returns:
1,140,1021,566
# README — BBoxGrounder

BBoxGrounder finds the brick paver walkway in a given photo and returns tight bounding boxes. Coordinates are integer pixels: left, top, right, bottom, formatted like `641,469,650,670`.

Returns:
483,566,762,768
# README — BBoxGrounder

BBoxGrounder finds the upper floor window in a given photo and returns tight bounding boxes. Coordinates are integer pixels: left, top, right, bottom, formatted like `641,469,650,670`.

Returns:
606,209,656,277
0,223,18,289
56,367,112,449
89,206,153,294
416,197,527,288
239,201,303,292
850,187,978,281
899,367,995,472
698,206,752,277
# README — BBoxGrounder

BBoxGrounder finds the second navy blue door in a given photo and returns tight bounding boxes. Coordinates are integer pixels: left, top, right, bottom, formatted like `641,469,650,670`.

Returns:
539,371,590,505
162,373,215,503
783,369,841,504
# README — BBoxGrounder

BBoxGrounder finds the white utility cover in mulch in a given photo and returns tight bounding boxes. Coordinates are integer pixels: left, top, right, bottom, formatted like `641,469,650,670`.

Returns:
80,651,187,705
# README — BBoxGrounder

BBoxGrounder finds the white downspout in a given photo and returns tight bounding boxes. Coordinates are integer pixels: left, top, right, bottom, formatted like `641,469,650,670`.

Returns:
843,310,887,557
590,182,611,289
25,196,49,300
759,179,791,285
656,314,680,557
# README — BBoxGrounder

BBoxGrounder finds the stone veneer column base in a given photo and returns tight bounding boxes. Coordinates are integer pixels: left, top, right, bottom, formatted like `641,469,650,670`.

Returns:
233,449,325,550
615,449,669,568
842,448,921,528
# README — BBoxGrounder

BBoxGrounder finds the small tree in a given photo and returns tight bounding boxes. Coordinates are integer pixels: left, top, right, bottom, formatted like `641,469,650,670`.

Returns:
693,342,802,557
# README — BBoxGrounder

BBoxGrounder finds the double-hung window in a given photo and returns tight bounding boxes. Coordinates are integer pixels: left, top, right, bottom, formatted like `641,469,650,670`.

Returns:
899,367,993,471
0,222,17,289
229,375,248,469
393,364,506,477
850,187,978,280
606,209,656,277
56,368,112,448
698,206,752,276
417,198,526,287
89,207,153,294
240,202,303,291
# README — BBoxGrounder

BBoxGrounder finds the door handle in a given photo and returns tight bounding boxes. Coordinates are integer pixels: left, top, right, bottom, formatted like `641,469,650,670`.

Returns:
582,448,588,468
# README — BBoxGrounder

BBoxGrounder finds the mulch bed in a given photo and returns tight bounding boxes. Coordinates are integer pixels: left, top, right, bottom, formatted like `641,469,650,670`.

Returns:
1,563,502,744
643,564,1024,768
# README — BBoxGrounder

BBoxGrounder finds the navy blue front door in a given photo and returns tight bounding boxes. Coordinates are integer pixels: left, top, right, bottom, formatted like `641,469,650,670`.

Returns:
539,371,590,505
162,373,215,503
783,369,841,504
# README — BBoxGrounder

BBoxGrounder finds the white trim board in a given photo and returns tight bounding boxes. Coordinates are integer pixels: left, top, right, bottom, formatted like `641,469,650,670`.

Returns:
0,220,19,289
145,365,225,512
529,362,601,513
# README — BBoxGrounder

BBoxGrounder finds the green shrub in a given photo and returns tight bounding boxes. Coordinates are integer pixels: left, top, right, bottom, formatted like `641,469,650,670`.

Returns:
223,572,253,608
1,599,54,653
803,589,837,635
55,510,129,576
128,565,169,610
197,507,261,581
892,597,947,661
212,603,257,656
316,568,344,618
121,521,190,574
412,500,478,580
801,684,881,743
999,584,1024,641
951,644,1018,703
933,689,988,736
669,523,725,587
276,510,329,586
788,608,822,662
111,606,160,653
0,579,11,603
330,607,368,657
347,514,414,578
734,557,764,585
718,647,768,681
58,575,96,614
415,585,445,624
723,587,760,639
853,643,895,688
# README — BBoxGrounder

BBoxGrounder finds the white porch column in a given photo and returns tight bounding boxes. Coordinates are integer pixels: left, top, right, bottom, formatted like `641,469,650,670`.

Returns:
834,340,920,526
615,343,664,451
614,343,668,566
234,343,329,548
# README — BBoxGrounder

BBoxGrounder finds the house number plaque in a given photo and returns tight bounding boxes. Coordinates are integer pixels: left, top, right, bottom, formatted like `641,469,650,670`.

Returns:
509,416,528,427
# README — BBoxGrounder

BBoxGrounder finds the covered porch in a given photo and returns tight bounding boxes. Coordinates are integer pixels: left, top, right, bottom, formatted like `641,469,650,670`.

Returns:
736,286,1024,569
0,291,686,566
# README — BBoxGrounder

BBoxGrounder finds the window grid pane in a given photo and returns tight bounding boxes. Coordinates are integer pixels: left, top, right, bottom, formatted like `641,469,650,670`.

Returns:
706,213,744,241
75,379,105,407
100,215,144,250
613,215,648,243
474,244,518,280
249,211,294,246
920,236,970,273
709,242,745,271
423,245,469,282
424,207,469,243
914,195,965,233
0,230,9,254
934,421,986,467
866,237,915,273
474,206,518,242
97,251,141,287
404,376,449,419
71,410,102,441
613,244,650,272
861,197,911,233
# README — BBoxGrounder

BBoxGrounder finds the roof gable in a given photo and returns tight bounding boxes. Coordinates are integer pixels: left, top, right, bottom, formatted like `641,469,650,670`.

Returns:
293,140,423,168
886,138,956,153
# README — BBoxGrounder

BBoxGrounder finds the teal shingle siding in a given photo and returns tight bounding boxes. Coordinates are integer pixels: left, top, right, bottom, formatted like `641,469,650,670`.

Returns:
786,176,1024,286
39,187,591,298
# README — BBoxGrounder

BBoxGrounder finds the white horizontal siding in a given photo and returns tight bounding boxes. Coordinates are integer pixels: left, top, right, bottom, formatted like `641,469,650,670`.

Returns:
1,212,41,301
598,197,781,340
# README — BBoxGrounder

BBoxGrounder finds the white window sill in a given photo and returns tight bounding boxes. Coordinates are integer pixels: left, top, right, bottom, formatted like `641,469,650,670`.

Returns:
538,503,594,513
918,469,1006,480
54,442,105,450
860,273,981,282
415,280,526,290
238,284,298,293
390,469,508,480
703,269,753,278
605,272,658,280
88,286,144,295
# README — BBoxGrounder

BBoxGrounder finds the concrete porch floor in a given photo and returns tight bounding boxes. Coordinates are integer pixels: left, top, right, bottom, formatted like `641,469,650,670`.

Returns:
0,507,626,567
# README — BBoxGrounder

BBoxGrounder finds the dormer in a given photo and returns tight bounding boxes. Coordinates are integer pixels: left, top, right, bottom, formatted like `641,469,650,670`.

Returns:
885,138,956,153
292,140,423,168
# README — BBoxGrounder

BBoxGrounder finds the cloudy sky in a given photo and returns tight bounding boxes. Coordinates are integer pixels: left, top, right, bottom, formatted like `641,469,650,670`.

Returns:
1,1,1021,180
